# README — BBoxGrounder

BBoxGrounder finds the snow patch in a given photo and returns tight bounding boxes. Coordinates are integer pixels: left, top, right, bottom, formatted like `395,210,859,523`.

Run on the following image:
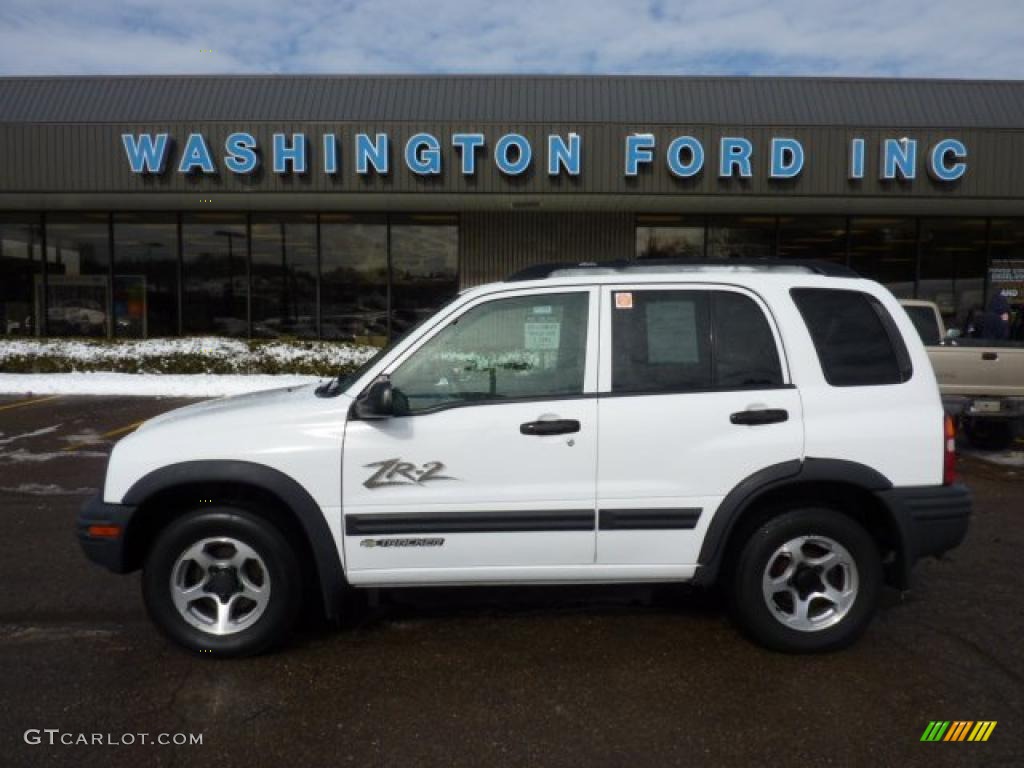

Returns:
0,372,324,398
0,424,61,446
0,447,107,462
0,483,96,496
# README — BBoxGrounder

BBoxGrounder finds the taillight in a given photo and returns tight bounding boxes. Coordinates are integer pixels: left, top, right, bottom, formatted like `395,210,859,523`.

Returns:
943,414,957,485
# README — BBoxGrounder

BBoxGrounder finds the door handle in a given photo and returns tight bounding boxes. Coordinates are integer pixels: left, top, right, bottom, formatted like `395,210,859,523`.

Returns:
730,409,789,426
520,419,581,436
982,351,998,361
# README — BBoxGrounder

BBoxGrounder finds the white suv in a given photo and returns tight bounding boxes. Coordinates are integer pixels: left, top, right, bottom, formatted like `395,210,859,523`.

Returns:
78,261,971,656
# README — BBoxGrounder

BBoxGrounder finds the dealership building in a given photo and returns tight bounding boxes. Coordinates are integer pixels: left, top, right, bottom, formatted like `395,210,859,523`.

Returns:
1,75,1022,342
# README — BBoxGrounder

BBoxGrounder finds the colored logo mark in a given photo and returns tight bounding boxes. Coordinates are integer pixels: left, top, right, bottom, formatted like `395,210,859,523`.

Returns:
921,721,997,742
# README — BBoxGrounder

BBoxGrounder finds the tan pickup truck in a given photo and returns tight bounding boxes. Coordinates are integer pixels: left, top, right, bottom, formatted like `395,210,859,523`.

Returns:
901,299,1024,449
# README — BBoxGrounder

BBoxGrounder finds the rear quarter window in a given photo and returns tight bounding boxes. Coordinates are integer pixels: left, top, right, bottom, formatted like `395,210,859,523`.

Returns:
791,288,913,386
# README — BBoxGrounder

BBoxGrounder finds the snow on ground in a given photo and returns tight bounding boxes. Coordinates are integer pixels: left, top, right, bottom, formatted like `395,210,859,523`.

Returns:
0,372,324,397
0,336,377,371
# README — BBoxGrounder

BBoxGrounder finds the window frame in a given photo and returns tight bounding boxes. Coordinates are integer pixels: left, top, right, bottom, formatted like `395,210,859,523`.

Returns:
379,285,600,416
598,284,792,395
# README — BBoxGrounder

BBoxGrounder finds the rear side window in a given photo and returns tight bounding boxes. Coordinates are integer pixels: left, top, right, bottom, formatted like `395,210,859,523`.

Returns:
611,289,784,393
791,288,913,386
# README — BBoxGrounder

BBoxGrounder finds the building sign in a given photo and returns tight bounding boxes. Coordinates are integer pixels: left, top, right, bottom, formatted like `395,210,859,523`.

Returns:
121,131,967,183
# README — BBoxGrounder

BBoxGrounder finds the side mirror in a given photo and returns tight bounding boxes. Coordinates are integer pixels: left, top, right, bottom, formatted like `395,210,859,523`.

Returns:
946,328,962,339
352,376,393,420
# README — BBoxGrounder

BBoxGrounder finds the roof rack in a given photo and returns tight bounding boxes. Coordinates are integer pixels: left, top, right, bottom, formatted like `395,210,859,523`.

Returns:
505,258,858,282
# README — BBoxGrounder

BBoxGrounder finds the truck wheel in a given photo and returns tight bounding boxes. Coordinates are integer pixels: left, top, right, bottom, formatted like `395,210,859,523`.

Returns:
731,508,881,653
142,507,302,657
963,417,1013,451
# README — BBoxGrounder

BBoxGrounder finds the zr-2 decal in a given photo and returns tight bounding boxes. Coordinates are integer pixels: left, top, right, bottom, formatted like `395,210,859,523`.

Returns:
363,458,456,489
360,537,446,548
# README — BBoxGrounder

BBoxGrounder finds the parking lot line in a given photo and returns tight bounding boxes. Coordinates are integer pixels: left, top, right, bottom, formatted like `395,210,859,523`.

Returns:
61,419,146,452
0,395,60,413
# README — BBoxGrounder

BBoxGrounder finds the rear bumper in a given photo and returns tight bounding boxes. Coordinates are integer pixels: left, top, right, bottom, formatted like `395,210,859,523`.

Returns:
76,494,136,573
876,483,972,588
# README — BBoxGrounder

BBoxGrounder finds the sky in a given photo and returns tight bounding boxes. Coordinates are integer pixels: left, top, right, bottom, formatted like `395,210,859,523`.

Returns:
0,0,1021,79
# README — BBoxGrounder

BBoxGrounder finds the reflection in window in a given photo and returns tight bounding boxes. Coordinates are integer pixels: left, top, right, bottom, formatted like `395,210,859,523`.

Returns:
0,214,42,336
390,216,458,338
320,214,388,345
182,214,248,336
636,216,705,259
391,292,588,414
777,217,847,263
46,214,111,337
918,218,987,332
707,216,777,259
848,217,917,298
251,214,317,339
112,213,178,337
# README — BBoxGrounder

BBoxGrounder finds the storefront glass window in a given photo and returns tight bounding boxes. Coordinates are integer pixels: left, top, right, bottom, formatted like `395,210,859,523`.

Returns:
112,213,178,337
988,218,1024,340
0,214,42,336
320,214,388,345
707,216,777,259
635,216,705,259
390,215,459,338
45,213,112,337
182,214,248,336
918,218,987,333
251,214,318,339
777,217,847,263
848,217,917,298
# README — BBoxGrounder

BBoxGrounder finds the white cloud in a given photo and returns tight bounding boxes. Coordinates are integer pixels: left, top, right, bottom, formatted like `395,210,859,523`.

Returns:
0,0,1021,78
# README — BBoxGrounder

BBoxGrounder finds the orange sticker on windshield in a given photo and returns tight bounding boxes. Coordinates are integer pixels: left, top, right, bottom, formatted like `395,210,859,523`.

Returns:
615,292,633,309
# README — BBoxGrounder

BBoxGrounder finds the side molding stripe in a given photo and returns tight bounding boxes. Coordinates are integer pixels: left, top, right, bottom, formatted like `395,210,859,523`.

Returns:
598,508,702,530
346,510,595,535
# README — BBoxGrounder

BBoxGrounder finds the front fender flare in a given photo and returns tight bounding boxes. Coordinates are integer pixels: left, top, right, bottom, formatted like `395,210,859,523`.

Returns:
123,460,345,619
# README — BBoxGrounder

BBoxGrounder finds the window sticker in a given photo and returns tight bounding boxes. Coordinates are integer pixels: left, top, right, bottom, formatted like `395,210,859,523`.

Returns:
524,321,561,350
647,299,699,363
615,292,634,309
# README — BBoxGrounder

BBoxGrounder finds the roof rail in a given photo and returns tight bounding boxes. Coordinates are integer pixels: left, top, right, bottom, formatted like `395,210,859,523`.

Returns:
505,258,858,282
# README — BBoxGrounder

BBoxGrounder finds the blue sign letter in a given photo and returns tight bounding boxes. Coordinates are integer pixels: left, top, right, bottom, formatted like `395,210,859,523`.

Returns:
323,133,339,175
452,133,485,175
122,133,169,174
666,136,704,178
405,133,441,175
177,133,215,174
849,138,865,179
770,138,804,179
928,138,967,181
625,134,655,176
273,133,307,174
495,134,532,175
356,133,389,175
882,138,917,180
719,137,753,178
224,132,258,174
548,133,581,176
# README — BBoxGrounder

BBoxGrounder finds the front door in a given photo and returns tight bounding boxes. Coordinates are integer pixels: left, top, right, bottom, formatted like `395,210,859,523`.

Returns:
595,285,804,567
342,287,599,582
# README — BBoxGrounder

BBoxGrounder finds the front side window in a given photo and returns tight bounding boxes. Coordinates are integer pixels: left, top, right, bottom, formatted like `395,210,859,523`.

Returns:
390,292,589,414
611,289,784,394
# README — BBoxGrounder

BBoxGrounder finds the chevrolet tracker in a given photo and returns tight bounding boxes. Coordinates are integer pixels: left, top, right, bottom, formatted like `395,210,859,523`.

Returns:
77,260,972,656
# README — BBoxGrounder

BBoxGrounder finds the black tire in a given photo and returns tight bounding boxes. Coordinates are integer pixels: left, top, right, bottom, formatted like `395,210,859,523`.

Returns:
142,507,302,657
731,508,882,653
963,417,1013,451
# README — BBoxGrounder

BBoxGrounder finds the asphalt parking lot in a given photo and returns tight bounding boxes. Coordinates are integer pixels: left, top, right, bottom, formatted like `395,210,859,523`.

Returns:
0,394,1021,767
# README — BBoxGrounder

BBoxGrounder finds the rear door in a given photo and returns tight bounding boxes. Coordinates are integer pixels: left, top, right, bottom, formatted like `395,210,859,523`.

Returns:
342,287,600,581
595,284,804,566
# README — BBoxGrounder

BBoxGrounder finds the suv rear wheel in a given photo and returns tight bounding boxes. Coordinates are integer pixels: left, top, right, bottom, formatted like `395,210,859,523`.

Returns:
731,508,881,653
142,507,302,657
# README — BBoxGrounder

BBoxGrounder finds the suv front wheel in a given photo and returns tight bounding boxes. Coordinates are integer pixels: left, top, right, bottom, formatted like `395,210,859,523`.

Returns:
731,508,882,653
142,507,302,657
